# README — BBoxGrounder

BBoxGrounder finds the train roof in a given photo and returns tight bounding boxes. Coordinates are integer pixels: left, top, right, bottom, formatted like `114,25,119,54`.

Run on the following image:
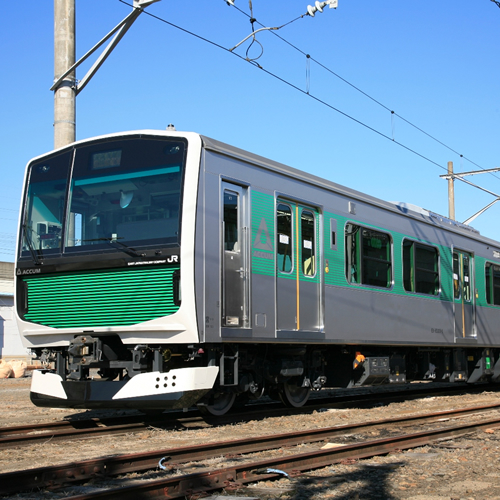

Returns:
33,129,499,249
200,134,490,242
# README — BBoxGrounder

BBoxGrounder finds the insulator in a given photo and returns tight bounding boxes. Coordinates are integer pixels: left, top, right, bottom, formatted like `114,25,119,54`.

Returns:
307,5,317,16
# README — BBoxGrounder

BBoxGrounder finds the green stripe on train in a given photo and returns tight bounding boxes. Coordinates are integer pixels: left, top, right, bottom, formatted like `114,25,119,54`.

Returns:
23,266,180,328
251,191,275,276
249,189,485,304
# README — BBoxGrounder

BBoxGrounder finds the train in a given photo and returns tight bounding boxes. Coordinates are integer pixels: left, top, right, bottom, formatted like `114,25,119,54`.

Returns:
15,129,500,416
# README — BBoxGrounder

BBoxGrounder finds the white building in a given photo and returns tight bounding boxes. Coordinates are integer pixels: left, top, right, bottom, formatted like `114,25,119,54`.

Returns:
0,262,27,360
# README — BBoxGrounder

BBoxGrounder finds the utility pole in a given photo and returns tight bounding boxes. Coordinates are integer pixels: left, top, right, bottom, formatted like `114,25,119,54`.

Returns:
54,0,76,149
447,161,455,220
52,0,161,150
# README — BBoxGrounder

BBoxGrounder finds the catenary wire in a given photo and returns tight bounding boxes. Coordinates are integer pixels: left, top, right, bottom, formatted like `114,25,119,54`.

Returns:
117,1,494,195
228,1,496,179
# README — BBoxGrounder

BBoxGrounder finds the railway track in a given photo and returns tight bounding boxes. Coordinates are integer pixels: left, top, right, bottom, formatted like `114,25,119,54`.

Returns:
0,413,189,450
2,402,500,497
0,382,493,450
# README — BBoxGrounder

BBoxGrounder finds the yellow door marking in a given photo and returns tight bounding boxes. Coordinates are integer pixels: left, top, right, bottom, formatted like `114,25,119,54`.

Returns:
296,205,300,330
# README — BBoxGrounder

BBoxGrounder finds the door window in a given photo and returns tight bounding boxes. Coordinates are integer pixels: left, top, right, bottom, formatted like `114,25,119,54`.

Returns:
277,203,293,273
301,210,315,276
463,254,471,301
453,253,460,299
224,191,239,252
453,251,471,302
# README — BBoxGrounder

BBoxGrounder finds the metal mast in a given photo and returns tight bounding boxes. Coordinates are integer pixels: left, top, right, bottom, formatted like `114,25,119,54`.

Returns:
52,0,161,149
54,0,76,149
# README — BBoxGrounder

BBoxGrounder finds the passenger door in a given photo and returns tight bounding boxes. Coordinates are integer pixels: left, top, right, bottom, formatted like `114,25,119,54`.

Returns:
453,250,475,339
276,200,321,332
221,183,249,328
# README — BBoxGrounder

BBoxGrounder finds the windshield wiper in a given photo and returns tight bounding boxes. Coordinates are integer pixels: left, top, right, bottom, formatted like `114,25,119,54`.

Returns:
22,223,43,266
83,237,146,258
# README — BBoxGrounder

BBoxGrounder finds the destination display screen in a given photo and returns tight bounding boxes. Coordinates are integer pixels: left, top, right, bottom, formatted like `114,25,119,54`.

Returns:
91,149,122,170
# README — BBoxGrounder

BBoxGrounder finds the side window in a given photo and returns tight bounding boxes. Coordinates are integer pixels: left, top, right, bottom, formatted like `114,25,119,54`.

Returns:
301,210,315,276
345,224,392,288
403,240,439,295
277,203,293,273
485,262,500,305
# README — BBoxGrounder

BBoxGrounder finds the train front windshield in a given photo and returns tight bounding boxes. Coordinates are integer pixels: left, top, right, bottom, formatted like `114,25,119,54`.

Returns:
20,137,186,259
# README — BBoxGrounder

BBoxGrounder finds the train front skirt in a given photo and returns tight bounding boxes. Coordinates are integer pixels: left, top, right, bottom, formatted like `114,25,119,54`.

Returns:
29,366,219,410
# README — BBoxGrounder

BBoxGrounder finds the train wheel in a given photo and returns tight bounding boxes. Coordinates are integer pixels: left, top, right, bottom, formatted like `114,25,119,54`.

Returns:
199,391,236,416
279,379,311,408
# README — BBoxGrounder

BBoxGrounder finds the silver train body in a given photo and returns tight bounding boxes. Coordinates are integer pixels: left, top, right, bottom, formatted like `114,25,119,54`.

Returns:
15,130,500,414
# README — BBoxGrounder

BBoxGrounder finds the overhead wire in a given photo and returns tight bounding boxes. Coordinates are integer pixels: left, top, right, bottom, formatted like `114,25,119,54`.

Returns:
228,1,496,179
118,0,495,194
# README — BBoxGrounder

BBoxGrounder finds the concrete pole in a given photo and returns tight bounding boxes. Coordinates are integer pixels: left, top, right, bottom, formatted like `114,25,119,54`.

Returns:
448,161,455,220
54,0,76,149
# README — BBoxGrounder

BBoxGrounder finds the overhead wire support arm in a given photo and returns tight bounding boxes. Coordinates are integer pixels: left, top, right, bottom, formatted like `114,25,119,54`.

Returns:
51,0,160,96
229,27,279,53
228,0,337,61
439,167,500,180
463,198,500,225
446,173,500,200
228,0,338,51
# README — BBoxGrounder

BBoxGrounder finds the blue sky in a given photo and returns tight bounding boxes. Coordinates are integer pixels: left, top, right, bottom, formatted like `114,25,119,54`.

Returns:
1,1,499,262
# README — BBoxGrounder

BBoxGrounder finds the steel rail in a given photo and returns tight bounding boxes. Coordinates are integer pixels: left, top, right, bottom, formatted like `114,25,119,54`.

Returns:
0,411,203,449
1,402,499,496
0,382,490,447
0,414,152,438
0,420,155,449
0,422,176,449
64,414,500,500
